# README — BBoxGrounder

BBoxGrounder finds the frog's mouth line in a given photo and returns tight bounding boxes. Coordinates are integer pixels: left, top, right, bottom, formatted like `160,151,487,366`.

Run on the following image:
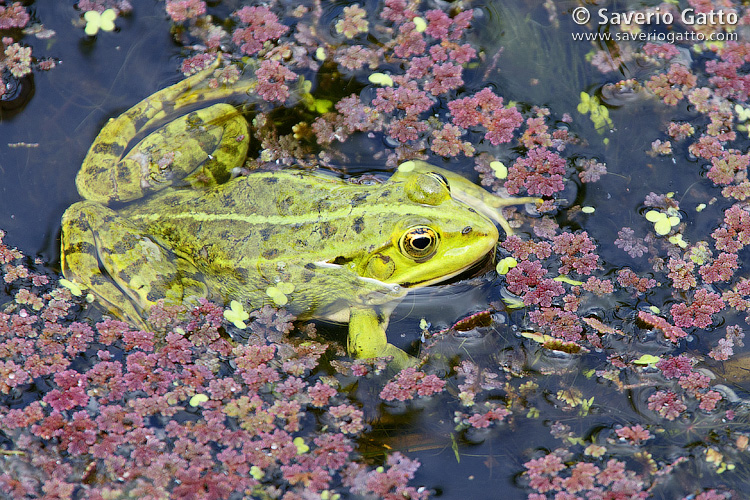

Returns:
401,250,496,288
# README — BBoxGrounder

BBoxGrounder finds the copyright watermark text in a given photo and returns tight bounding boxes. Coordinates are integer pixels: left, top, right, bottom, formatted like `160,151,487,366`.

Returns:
571,6,737,26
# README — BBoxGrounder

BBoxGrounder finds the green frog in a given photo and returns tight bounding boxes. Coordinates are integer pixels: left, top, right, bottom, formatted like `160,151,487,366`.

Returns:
61,58,540,366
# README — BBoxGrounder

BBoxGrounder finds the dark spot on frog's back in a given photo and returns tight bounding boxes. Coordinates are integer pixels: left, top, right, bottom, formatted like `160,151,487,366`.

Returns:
350,194,367,207
91,141,125,157
185,111,205,127
352,216,365,234
259,228,271,241
315,199,331,212
262,248,278,259
116,167,132,182
264,176,279,184
319,221,337,239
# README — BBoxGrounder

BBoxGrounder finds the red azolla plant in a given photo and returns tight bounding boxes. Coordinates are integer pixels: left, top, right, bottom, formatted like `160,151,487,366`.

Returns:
712,203,750,252
616,269,657,294
709,324,745,361
529,307,583,341
231,5,289,56
668,257,698,290
506,147,567,196
0,2,29,29
670,288,725,329
523,452,649,499
304,4,494,165
344,452,429,500
165,0,206,22
706,41,750,101
505,260,564,307
707,152,749,185
77,0,132,15
646,63,698,106
699,252,739,283
638,310,688,341
647,390,687,421
379,366,446,402
501,234,553,260
615,227,648,258
0,231,431,498
615,424,652,445
463,404,510,429
448,87,522,146
552,231,599,275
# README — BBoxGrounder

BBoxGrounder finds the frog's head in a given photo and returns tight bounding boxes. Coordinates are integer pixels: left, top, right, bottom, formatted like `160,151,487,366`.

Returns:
358,171,499,288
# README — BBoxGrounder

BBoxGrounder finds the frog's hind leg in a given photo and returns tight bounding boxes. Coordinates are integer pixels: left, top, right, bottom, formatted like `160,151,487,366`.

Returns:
78,56,255,204
120,103,249,193
61,201,208,329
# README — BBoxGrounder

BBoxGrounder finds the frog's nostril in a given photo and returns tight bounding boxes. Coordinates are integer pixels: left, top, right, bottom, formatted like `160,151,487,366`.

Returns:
462,226,472,235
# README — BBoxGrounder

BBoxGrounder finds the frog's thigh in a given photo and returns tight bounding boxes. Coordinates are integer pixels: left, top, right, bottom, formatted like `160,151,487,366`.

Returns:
61,201,207,325
348,307,413,368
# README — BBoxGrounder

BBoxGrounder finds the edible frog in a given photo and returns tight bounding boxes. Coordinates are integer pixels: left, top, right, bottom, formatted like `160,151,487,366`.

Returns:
61,59,540,366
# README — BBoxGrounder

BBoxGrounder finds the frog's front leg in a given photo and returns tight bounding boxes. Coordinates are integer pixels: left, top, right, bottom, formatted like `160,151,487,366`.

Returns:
394,161,543,236
61,201,208,328
348,306,415,369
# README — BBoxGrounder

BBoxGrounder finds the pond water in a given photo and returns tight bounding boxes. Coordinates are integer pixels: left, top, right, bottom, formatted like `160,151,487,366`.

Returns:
1,0,749,499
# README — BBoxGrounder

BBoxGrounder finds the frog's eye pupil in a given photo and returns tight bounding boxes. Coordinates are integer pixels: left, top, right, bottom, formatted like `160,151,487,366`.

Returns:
399,225,439,261
412,236,430,249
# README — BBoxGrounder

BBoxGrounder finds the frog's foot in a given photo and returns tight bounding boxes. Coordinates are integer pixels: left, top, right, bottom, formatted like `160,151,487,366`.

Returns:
394,161,543,236
347,307,416,369
61,201,208,329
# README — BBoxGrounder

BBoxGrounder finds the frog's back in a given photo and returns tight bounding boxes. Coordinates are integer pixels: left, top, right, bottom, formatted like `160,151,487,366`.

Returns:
122,170,379,266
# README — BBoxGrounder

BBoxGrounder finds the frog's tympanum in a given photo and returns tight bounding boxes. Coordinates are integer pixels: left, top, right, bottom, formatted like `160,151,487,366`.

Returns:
61,59,541,367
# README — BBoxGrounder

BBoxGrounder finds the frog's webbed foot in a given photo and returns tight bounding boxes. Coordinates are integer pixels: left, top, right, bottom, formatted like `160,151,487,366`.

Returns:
393,161,543,236
347,306,416,369
61,201,208,329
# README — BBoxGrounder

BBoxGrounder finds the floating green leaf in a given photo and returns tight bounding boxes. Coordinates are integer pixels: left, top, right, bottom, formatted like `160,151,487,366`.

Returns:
84,9,116,36
189,394,209,407
632,354,661,365
496,256,518,275
224,300,250,328
368,72,394,86
490,161,508,179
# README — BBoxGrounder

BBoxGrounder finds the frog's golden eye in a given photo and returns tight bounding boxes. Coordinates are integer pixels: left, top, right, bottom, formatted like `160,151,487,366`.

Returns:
399,226,439,261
